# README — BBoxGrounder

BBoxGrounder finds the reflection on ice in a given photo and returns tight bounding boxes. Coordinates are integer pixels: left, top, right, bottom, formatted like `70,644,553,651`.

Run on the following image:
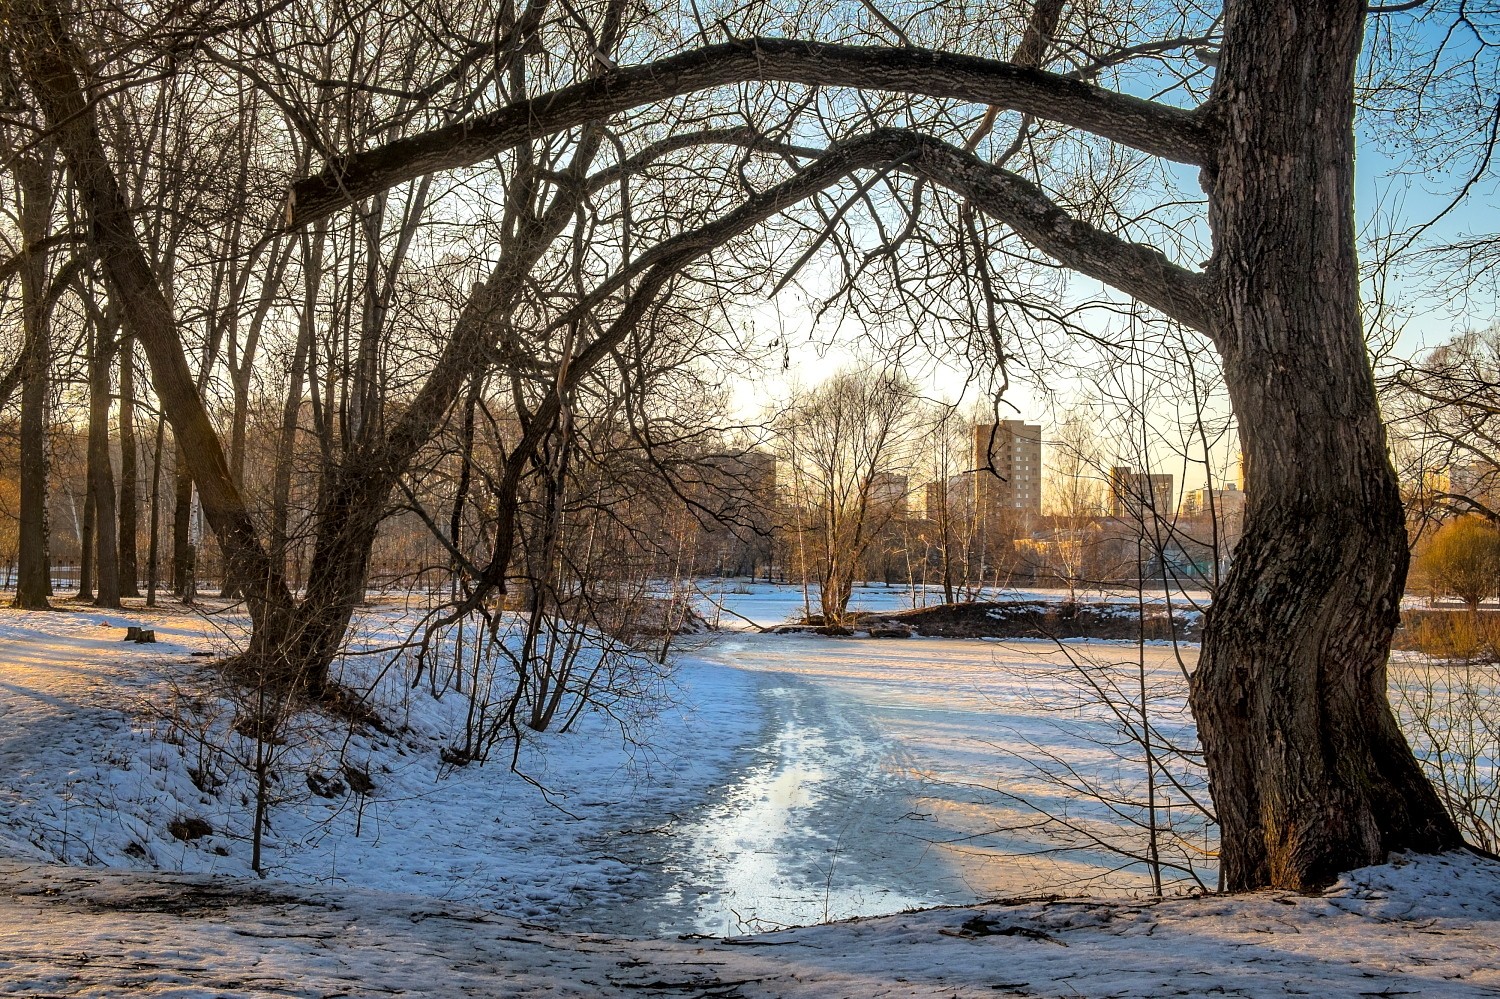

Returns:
663,680,939,934
659,632,1213,934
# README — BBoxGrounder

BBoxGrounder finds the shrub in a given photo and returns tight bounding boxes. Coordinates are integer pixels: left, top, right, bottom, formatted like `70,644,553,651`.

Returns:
1416,517,1500,611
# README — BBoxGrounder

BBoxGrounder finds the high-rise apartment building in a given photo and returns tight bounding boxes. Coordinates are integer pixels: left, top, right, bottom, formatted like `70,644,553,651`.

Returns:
1179,483,1246,524
973,420,1044,519
869,471,910,521
1109,466,1174,520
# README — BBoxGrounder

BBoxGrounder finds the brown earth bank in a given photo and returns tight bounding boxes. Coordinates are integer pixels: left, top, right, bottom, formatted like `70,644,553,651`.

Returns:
830,599,1204,642
776,603,1497,654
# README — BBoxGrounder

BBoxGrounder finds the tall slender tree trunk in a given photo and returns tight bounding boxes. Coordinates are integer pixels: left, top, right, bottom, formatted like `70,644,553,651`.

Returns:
271,226,323,572
1191,0,1462,891
118,336,140,596
87,311,122,608
15,1,298,664
77,489,94,600
171,453,192,596
12,146,54,610
146,415,165,607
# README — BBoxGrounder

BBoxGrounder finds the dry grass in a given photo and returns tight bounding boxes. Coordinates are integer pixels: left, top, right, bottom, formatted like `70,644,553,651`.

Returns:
1395,610,1500,661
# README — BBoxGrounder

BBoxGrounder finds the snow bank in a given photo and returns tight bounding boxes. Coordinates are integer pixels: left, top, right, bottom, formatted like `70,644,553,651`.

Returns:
0,603,762,934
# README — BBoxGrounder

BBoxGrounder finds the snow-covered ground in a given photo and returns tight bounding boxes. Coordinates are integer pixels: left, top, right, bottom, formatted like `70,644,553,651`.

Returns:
0,603,780,935
0,599,1206,940
1,587,1497,995
2,851,1498,996
680,630,1211,917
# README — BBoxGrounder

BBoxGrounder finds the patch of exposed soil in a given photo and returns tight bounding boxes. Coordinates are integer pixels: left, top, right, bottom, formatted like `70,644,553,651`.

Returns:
848,600,1202,642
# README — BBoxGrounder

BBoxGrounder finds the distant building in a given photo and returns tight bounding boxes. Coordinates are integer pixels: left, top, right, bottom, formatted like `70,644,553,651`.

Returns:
972,420,1043,520
1177,483,1247,575
1109,466,1174,520
1448,461,1500,508
923,480,946,522
1179,483,1246,525
869,471,910,521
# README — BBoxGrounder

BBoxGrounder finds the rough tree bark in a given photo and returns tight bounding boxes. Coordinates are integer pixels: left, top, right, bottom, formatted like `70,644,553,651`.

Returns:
1189,0,1462,890
86,308,121,608
11,145,55,610
118,335,139,597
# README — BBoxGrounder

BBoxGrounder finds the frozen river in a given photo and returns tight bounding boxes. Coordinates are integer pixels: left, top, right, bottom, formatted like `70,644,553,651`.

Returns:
0,601,1209,943
4,599,1484,942
612,631,1212,935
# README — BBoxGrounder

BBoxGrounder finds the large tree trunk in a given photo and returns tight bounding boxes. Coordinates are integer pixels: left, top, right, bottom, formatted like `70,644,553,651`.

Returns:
1191,0,1463,891
12,146,54,610
247,470,385,684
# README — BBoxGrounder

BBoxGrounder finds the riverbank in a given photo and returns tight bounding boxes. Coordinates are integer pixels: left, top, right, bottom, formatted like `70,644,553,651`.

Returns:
849,598,1203,641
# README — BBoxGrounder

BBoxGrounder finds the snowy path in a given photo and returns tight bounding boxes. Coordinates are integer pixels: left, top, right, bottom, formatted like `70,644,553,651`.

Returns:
670,632,1209,921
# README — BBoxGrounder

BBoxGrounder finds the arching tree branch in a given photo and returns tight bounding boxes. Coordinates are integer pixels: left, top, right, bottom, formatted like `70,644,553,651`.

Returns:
549,129,1213,337
287,37,1214,224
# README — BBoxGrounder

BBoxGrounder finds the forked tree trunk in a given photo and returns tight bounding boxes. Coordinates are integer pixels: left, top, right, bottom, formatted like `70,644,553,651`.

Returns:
245,471,386,687
820,561,854,624
1191,0,1462,891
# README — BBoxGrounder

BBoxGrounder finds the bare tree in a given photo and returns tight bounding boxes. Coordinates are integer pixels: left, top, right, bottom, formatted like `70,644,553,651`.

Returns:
276,0,1467,889
776,368,920,625
4,138,56,609
1385,328,1500,527
1042,406,1109,600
